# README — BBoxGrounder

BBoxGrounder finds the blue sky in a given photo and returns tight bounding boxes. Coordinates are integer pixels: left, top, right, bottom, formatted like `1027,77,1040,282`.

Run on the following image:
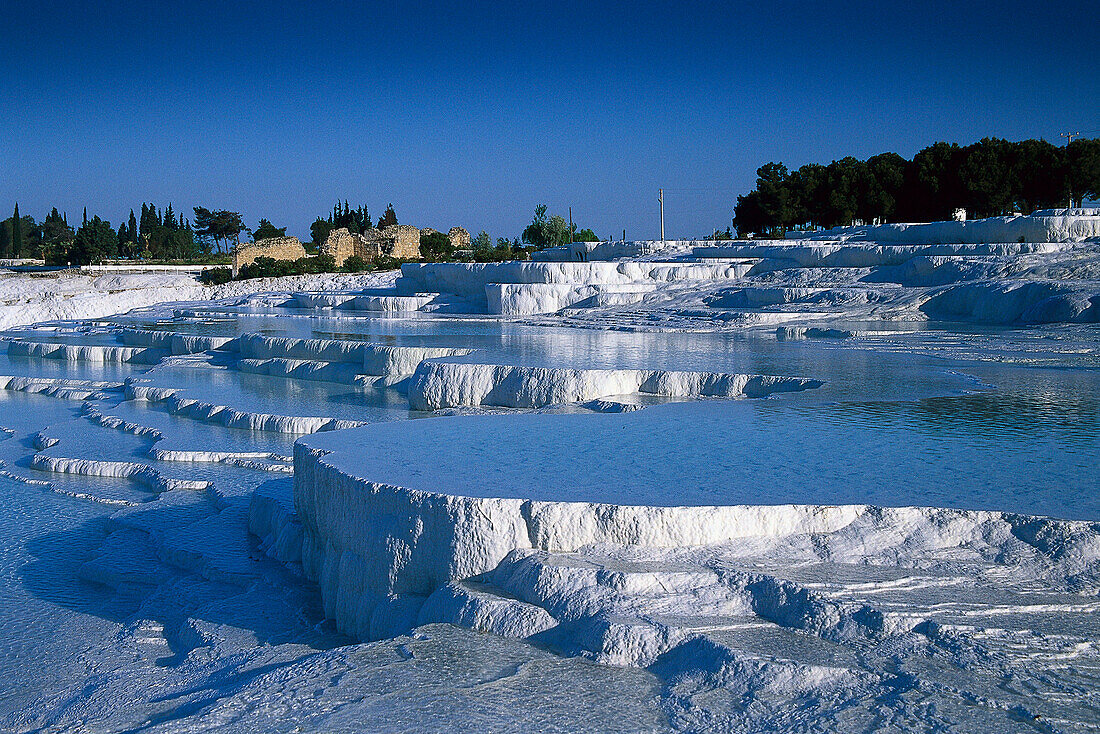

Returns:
2,1,1096,240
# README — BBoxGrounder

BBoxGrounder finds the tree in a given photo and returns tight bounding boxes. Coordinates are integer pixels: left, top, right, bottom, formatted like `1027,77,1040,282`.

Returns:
42,208,73,247
863,152,908,222
1067,138,1100,206
163,204,178,231
127,210,138,246
573,228,598,242
733,190,768,236
68,216,117,265
471,230,492,251
788,163,828,227
311,217,334,248
377,203,398,229
193,207,245,253
521,204,580,248
754,163,796,232
957,137,1015,217
902,142,963,221
522,204,551,246
11,205,22,258
1011,139,1066,213
139,203,160,241
419,230,453,261
253,219,287,240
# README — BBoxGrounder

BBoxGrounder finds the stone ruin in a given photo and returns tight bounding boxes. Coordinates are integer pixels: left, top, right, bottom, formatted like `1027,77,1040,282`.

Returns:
321,226,423,266
233,236,307,274
448,227,470,250
235,225,472,272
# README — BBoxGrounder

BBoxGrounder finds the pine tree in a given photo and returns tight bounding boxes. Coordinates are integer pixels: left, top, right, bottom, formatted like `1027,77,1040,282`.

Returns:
128,210,138,245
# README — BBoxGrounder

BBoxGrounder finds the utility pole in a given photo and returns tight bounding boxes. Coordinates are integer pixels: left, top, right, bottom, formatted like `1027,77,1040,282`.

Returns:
658,188,665,243
568,206,573,245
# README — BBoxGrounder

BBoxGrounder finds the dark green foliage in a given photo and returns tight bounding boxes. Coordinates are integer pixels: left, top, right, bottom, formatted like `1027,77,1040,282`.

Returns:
42,208,73,247
311,202,371,246
342,255,370,272
377,203,398,229
1,206,42,258
198,267,233,285
237,254,341,280
573,228,598,242
311,217,334,247
252,219,287,240
419,230,453,261
12,205,22,258
521,204,581,249
65,216,117,265
734,137,1100,235
193,207,245,253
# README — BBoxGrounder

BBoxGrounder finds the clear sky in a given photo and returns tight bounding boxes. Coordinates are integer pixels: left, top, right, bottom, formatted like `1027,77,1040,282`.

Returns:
2,0,1096,241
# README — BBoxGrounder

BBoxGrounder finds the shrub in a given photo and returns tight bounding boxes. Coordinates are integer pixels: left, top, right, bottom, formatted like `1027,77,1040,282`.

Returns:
343,255,370,272
419,231,453,261
199,266,233,285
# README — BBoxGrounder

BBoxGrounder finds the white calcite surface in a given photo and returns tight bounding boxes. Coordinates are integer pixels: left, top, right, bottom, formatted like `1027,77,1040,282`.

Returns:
486,282,657,315
0,269,398,330
407,360,822,409
30,455,211,492
6,340,168,364
792,211,1100,243
125,379,365,434
245,417,1100,729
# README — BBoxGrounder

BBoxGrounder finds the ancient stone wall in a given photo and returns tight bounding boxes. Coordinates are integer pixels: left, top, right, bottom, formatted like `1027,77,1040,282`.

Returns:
382,225,422,259
448,227,470,250
322,226,422,266
234,236,307,270
320,228,361,265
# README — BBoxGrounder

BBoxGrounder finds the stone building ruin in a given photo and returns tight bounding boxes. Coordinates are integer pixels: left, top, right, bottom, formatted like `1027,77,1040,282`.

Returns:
233,236,307,274
320,225,422,266
448,227,470,250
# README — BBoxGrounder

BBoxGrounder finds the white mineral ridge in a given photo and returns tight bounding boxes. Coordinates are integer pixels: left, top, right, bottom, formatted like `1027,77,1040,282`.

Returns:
250,428,1100,673
30,455,211,492
693,241,1072,267
407,360,823,409
125,379,364,434
236,333,367,364
361,345,473,377
397,261,751,298
6,340,167,364
0,375,120,400
791,212,1100,244
486,282,658,315
235,333,472,379
0,270,398,330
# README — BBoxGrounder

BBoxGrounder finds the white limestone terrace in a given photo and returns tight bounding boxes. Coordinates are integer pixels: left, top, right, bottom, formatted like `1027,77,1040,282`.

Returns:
509,239,1100,330
790,208,1100,243
248,404,1100,727
395,261,755,315
0,269,399,330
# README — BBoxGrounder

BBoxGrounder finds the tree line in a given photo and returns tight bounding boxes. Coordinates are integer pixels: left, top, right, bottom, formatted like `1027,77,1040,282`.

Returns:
733,137,1100,236
1,198,600,266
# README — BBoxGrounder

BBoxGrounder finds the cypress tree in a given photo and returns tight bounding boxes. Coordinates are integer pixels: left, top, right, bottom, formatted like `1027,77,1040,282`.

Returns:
12,204,22,258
